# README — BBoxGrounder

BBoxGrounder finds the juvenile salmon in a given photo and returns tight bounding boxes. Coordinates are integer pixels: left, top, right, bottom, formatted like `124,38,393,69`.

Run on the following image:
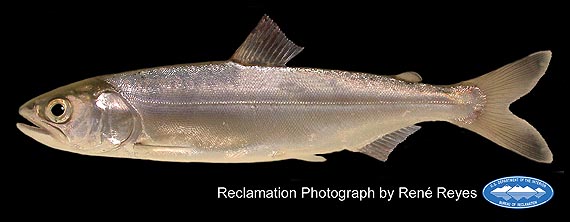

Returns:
17,16,553,163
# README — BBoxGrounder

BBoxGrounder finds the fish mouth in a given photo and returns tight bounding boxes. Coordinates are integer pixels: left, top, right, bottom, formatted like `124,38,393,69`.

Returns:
17,104,73,151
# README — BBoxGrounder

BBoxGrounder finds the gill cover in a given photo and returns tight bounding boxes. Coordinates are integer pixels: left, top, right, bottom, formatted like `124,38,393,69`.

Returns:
90,91,137,152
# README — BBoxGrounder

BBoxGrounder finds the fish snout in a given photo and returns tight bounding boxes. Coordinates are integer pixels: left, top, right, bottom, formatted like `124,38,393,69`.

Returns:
19,100,36,118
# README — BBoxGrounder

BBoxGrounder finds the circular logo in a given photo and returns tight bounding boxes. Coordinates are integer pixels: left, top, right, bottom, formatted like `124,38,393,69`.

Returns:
482,176,553,209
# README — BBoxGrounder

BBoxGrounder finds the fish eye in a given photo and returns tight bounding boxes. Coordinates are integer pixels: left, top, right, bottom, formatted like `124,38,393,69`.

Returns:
46,98,72,123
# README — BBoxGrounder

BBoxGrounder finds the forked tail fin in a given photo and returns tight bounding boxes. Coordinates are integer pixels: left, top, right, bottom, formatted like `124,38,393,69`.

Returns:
452,51,553,163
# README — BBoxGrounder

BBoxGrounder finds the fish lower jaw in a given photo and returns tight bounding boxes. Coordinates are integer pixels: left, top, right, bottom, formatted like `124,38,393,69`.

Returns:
17,122,48,140
16,121,75,152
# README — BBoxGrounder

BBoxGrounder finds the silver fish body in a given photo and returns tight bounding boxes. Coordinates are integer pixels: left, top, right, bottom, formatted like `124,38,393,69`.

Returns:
100,61,478,162
17,16,553,163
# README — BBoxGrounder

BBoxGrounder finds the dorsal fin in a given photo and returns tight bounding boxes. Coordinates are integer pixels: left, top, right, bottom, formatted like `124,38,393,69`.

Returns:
358,125,421,161
392,71,422,83
230,15,304,67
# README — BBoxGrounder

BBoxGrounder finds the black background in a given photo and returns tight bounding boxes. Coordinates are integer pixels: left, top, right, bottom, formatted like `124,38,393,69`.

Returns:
10,2,564,219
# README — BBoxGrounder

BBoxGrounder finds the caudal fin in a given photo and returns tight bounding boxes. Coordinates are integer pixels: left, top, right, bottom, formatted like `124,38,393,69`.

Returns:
452,51,553,163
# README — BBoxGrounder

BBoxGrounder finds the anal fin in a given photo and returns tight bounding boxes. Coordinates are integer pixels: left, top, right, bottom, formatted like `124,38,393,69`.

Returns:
359,125,421,161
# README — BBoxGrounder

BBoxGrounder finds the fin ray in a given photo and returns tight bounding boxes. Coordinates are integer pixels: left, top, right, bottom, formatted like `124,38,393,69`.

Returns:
359,125,421,161
231,15,303,66
453,51,553,163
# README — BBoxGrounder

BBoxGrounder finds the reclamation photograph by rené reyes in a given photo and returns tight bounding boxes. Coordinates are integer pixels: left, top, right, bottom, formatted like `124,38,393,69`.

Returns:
11,3,563,217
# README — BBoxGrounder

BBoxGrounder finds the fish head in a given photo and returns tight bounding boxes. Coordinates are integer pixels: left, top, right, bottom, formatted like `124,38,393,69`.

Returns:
17,77,139,156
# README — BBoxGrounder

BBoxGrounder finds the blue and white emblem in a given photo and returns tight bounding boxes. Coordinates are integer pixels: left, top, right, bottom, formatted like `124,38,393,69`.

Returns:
483,176,553,209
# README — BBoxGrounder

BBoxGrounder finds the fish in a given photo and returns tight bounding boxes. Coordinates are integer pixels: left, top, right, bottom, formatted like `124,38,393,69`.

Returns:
17,15,553,163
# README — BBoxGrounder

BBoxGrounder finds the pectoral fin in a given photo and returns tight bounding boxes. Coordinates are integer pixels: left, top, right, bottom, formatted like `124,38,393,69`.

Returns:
133,143,202,162
358,125,421,161
231,15,303,67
